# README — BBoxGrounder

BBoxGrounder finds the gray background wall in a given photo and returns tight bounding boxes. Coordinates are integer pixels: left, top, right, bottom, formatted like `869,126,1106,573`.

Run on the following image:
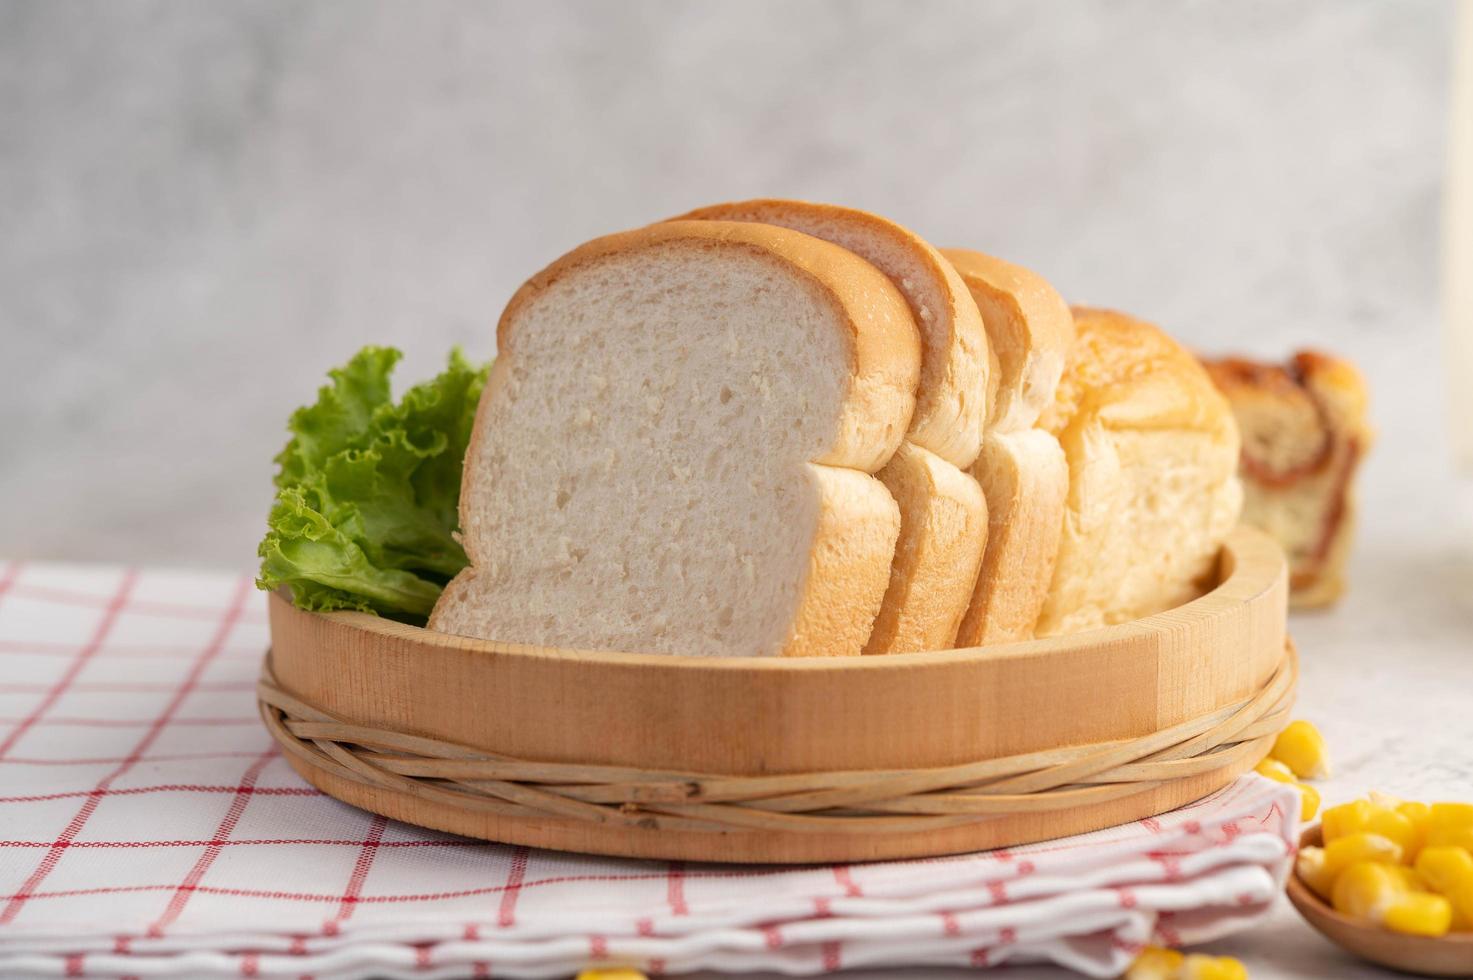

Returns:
0,0,1457,568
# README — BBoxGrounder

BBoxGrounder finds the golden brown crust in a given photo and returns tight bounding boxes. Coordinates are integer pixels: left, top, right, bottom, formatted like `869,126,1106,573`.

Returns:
863,443,988,654
442,220,924,656
1202,358,1331,485
494,220,922,473
1041,307,1237,438
786,466,903,657
941,249,1075,433
676,200,988,469
942,250,1073,646
672,203,990,653
1203,356,1308,397
1035,307,1242,637
953,431,1067,647
1292,351,1371,436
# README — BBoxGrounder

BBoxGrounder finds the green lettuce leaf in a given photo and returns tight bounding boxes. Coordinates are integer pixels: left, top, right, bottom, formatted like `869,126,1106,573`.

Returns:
257,346,490,622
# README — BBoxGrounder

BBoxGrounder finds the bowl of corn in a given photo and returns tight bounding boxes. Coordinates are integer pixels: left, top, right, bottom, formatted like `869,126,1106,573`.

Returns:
1288,793,1473,977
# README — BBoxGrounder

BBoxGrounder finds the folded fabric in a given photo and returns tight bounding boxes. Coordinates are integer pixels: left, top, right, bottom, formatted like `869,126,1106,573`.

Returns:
0,562,1300,978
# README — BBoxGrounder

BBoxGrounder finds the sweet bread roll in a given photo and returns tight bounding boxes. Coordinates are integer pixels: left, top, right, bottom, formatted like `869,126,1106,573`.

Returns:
1202,351,1370,607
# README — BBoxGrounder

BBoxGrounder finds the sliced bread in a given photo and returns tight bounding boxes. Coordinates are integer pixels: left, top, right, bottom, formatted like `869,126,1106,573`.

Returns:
677,200,990,653
863,441,988,654
428,220,921,657
943,249,1075,646
953,429,1069,645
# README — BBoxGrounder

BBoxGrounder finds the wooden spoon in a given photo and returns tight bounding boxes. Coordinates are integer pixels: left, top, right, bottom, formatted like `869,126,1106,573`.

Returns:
1287,826,1473,977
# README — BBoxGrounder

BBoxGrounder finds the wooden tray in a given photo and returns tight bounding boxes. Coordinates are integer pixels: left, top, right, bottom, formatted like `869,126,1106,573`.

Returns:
260,525,1290,863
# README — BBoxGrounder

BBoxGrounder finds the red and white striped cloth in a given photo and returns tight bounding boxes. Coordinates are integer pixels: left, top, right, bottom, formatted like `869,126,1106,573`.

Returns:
0,562,1299,979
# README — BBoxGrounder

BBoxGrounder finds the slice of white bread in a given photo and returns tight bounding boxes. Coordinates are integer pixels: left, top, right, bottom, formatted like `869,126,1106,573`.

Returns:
943,249,1075,647
953,431,1069,645
676,200,990,654
863,441,988,654
429,220,922,658
944,251,1075,435
1035,307,1243,637
677,201,988,466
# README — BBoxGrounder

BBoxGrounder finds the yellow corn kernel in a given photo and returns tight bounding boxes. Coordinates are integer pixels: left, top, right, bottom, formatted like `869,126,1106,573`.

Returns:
1254,757,1295,783
1181,953,1249,980
1398,801,1432,857
1449,879,1473,931
1333,861,1405,921
1364,807,1418,855
1125,945,1184,980
1319,801,1417,854
1270,720,1330,779
1388,865,1427,892
1384,892,1453,937
1322,800,1372,842
1296,782,1321,821
1414,846,1473,895
1323,832,1404,880
1432,803,1473,825
575,971,649,980
1297,845,1335,900
1428,803,1473,852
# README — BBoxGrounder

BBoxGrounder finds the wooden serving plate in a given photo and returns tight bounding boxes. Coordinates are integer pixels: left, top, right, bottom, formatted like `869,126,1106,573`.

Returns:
261,525,1290,863
1288,826,1473,977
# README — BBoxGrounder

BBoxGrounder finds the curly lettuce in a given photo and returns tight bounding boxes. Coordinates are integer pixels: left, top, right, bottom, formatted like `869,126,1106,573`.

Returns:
256,346,490,622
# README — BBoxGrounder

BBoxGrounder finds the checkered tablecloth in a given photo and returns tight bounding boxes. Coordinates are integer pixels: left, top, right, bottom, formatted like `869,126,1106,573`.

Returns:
0,561,1299,979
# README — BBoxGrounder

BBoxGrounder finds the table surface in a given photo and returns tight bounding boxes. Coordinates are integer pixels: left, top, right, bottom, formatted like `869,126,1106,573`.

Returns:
697,474,1473,978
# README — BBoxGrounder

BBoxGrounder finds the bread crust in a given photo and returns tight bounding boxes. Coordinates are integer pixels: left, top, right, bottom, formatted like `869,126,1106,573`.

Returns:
497,220,921,473
676,201,988,468
1040,307,1238,436
432,220,923,657
673,202,989,654
788,465,903,656
863,442,988,654
941,249,1075,433
1036,307,1242,636
1202,350,1370,608
944,249,1075,646
1203,357,1332,484
953,431,1066,647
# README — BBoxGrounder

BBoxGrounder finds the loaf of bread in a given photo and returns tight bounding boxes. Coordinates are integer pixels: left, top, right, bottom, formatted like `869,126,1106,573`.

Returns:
426,200,1265,656
429,220,921,657
943,249,1075,646
678,201,990,654
1202,351,1370,607
1035,308,1242,637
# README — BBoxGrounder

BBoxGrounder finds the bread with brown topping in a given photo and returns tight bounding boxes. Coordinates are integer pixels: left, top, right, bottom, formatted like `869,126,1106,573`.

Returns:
1202,351,1370,607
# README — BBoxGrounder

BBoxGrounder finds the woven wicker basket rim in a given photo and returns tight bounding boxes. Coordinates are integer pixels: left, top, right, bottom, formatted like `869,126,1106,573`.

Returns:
257,638,1296,835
